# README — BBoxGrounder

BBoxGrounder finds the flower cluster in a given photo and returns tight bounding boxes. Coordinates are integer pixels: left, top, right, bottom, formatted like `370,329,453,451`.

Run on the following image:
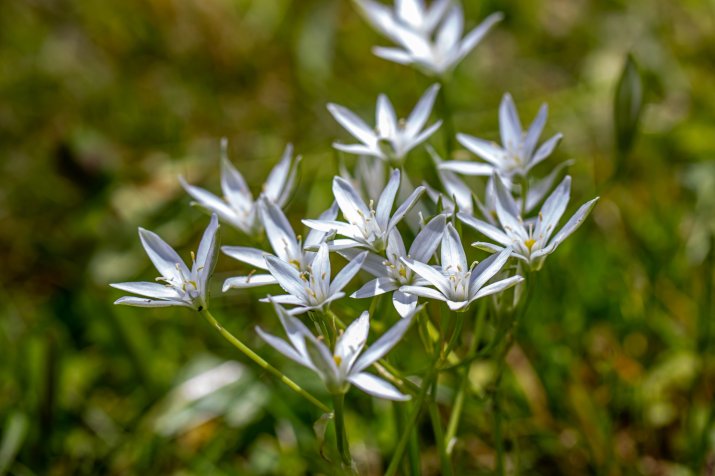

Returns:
109,0,599,468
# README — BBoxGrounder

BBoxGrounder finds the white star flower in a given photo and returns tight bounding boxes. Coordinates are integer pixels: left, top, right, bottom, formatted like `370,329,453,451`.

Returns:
399,223,523,311
221,199,338,291
345,214,447,317
257,301,415,400
303,169,425,253
358,0,503,77
459,174,599,271
111,214,220,311
441,93,562,179
180,140,300,237
261,243,367,315
328,84,442,163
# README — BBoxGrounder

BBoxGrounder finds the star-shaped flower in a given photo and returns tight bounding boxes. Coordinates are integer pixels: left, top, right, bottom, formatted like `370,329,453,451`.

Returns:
257,301,414,400
111,214,219,311
347,214,447,317
442,93,562,179
459,174,599,271
180,140,300,237
221,199,338,291
303,169,425,253
328,84,442,163
358,0,503,76
261,243,367,315
400,223,523,310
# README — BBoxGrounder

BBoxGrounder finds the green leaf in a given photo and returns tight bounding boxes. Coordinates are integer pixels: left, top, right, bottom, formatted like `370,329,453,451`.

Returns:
0,411,28,476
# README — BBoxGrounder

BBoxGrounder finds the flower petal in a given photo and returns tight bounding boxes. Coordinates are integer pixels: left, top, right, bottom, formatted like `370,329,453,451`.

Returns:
110,282,182,300
348,372,410,401
376,169,401,230
353,312,414,373
469,246,513,295
327,103,377,147
352,277,398,299
222,274,277,291
405,84,440,138
138,227,189,283
329,251,367,295
114,296,186,308
221,246,269,269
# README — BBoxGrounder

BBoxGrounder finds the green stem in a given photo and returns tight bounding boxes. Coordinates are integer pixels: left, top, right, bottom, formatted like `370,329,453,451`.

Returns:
332,393,353,469
445,303,488,452
428,392,453,476
200,309,330,413
437,80,455,158
385,368,438,476
494,376,506,476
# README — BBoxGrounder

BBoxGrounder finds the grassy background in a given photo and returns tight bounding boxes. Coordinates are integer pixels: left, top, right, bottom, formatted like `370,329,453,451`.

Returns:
1,0,714,474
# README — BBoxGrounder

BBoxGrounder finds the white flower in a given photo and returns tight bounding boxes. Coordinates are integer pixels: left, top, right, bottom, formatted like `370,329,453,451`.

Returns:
355,0,452,40
359,0,503,77
180,140,300,236
257,301,414,400
261,243,367,315
328,84,442,163
303,169,425,252
400,223,523,310
347,214,447,317
111,214,220,311
221,200,338,291
442,93,562,179
424,145,475,215
459,174,599,271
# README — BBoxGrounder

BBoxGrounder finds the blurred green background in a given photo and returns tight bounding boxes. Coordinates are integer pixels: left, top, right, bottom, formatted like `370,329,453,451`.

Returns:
1,0,714,474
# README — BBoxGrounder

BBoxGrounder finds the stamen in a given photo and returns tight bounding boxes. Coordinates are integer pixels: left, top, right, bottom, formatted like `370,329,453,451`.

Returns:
333,355,342,366
524,238,536,251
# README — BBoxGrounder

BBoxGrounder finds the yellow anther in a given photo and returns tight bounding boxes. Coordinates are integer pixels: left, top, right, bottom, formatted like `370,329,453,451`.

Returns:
333,355,342,366
398,267,407,278
190,251,196,263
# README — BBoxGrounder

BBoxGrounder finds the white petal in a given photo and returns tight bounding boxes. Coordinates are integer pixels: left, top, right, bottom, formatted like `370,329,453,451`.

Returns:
110,282,182,300
265,256,309,301
339,249,386,277
376,169,401,230
455,12,503,66
255,326,312,369
446,299,468,311
260,200,300,263
439,160,493,176
441,223,468,274
138,227,189,283
353,313,414,373
399,285,448,302
114,296,186,308
436,5,463,53
333,142,381,157
523,103,548,160
405,84,440,138
329,251,367,295
499,93,522,152
221,246,269,269
312,243,331,298
409,214,447,261
400,259,450,296
469,246,513,295
195,214,220,297
534,197,599,259
335,311,370,372
535,175,571,243
529,133,563,170
222,274,277,291
304,202,340,248
372,46,415,66
408,119,443,152
327,103,377,147
220,157,253,212
392,290,418,318
349,372,410,401
458,213,512,246
332,176,371,225
473,275,524,300
387,186,425,232
352,277,398,299
263,144,295,204
303,333,340,385
456,134,505,166
180,177,240,227
376,94,397,139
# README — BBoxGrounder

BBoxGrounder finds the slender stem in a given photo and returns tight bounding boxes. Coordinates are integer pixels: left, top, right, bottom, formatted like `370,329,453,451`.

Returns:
445,302,488,452
385,368,438,476
332,393,353,469
428,389,453,476
200,309,330,413
437,80,455,158
493,376,505,476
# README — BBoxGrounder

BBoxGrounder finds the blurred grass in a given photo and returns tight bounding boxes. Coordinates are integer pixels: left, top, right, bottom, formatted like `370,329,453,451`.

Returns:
1,0,714,474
